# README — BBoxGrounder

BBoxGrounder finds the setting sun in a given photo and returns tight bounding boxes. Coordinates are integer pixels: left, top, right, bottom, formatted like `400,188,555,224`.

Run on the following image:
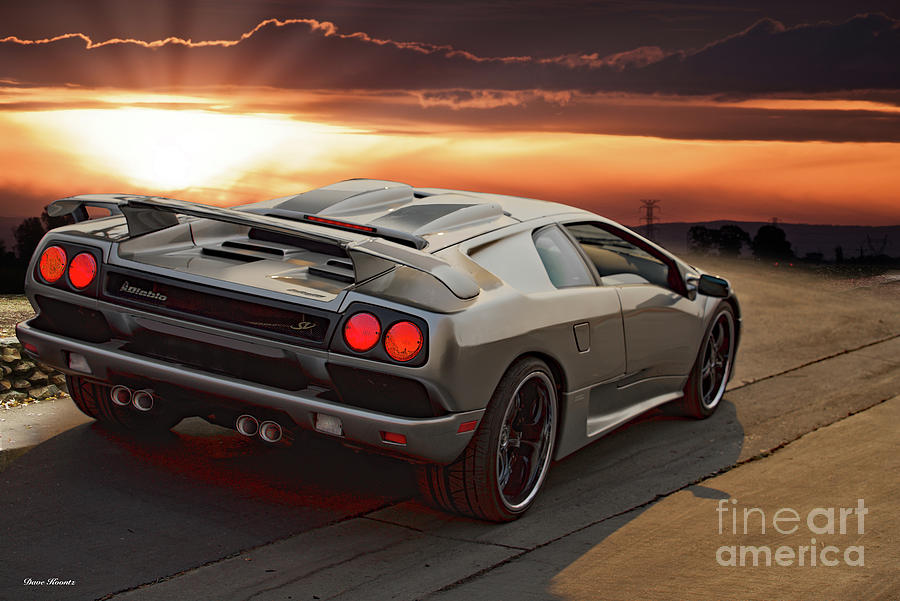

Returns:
9,108,368,191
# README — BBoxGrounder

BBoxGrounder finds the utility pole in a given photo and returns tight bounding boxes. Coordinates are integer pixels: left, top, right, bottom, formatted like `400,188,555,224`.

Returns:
639,199,661,241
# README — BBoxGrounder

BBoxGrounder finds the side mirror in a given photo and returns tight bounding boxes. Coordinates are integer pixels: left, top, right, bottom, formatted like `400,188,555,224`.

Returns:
698,274,730,298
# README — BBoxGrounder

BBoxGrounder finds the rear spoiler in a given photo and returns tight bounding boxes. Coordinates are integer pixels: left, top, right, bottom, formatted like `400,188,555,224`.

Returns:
48,194,479,299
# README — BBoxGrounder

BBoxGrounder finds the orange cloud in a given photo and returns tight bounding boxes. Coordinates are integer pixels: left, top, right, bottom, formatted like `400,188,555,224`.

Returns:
0,17,533,64
415,89,573,110
543,46,669,70
0,18,334,50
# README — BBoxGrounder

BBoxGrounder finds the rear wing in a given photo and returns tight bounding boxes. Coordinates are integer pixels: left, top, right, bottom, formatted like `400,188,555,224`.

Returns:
48,194,479,299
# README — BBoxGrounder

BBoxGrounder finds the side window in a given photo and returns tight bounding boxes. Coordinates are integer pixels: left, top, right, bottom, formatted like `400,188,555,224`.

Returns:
532,226,594,289
565,223,672,289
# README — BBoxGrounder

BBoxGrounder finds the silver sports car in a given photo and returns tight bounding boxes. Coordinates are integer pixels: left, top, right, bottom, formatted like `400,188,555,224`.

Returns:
17,179,740,521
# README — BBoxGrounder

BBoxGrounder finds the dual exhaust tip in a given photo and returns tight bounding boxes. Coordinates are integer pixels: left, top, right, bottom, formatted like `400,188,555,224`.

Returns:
110,385,154,412
235,414,283,443
108,386,282,443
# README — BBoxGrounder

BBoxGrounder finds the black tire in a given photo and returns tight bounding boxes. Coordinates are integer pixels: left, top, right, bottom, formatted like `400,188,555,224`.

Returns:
65,375,100,419
679,303,736,419
417,357,558,522
66,375,182,432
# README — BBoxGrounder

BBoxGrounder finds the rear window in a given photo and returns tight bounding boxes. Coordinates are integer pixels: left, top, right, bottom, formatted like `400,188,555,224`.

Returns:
532,226,594,288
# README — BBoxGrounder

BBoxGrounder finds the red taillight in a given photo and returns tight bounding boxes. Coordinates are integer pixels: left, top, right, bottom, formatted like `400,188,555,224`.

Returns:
38,246,67,283
344,312,381,352
384,321,423,362
68,252,97,289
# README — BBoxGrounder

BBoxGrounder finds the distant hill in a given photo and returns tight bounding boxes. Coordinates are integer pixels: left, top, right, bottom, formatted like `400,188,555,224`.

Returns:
641,221,900,261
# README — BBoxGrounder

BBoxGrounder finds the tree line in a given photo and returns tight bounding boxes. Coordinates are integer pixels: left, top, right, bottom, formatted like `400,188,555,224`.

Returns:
688,223,793,260
1,210,73,293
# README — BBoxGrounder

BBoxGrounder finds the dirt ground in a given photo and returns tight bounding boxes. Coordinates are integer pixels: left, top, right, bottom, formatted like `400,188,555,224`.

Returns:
681,256,899,385
0,294,32,337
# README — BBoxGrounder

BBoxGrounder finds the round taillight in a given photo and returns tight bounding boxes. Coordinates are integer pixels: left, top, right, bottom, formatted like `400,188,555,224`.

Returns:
39,246,67,283
344,312,381,352
384,321,423,362
68,252,97,289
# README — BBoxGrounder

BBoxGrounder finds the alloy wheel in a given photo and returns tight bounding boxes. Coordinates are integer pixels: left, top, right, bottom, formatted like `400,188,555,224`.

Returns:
496,371,557,511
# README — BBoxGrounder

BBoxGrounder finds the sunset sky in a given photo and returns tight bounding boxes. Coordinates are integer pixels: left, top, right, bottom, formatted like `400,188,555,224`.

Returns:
1,0,899,228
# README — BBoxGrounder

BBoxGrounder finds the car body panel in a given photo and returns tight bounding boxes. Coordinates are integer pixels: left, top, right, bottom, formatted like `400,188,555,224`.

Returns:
616,285,703,377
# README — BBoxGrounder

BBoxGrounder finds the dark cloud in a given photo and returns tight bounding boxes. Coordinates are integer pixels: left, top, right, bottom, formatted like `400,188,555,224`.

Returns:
414,98,900,143
0,1,896,59
629,13,900,94
0,12,898,95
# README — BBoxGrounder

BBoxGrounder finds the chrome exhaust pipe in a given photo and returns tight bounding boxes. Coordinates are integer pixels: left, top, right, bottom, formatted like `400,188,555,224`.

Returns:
110,385,132,406
258,420,283,443
235,414,259,437
132,389,154,412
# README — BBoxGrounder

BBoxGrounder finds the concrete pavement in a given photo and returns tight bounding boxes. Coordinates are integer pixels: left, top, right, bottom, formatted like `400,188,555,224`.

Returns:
0,396,90,470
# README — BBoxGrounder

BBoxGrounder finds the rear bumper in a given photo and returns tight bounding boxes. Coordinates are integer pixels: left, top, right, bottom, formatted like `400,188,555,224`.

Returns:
16,320,480,464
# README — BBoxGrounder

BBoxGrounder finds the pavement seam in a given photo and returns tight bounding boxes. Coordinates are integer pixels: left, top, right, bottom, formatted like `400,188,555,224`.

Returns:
236,545,402,601
424,393,898,598
362,515,531,551
728,332,900,391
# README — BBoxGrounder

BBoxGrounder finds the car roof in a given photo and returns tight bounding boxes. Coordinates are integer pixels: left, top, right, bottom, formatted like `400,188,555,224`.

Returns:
242,179,592,252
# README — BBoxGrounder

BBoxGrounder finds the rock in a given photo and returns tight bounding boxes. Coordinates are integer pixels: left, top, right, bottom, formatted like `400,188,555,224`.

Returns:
0,390,27,403
28,371,48,385
28,384,60,399
51,374,67,387
1,347,21,361
0,379,10,391
13,379,30,390
1,365,11,376
13,361,35,374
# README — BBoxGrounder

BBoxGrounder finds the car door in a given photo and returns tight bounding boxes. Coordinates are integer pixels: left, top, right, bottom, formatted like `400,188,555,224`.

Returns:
530,225,626,387
562,222,703,405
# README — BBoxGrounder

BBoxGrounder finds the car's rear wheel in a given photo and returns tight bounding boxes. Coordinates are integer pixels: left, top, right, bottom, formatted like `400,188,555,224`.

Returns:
679,303,736,418
417,357,558,521
66,375,182,432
